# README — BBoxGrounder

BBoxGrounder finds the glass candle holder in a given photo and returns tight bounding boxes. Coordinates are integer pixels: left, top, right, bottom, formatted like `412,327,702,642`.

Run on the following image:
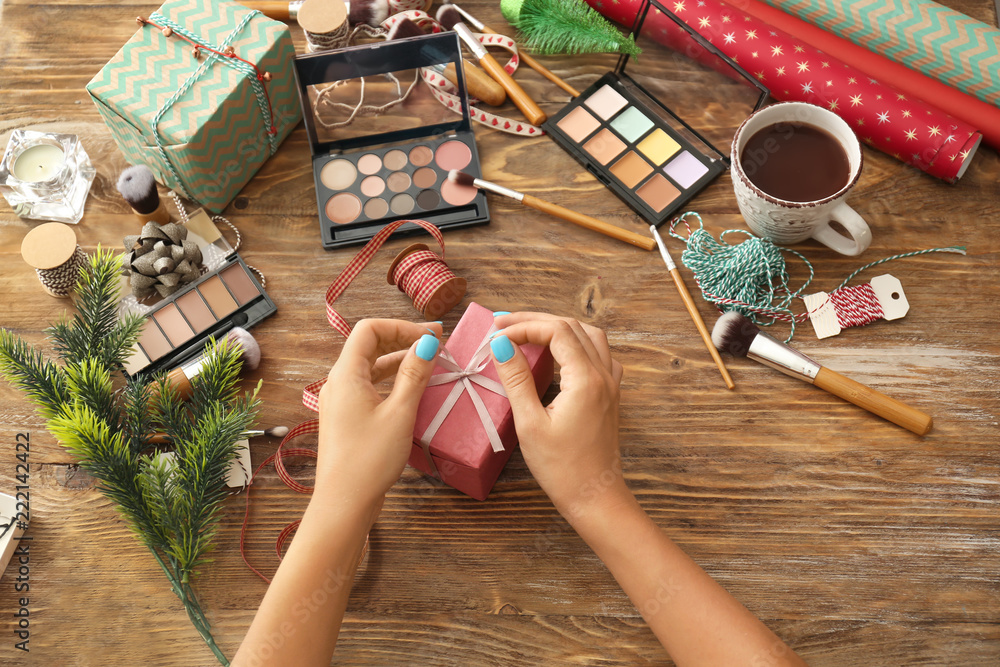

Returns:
0,130,97,224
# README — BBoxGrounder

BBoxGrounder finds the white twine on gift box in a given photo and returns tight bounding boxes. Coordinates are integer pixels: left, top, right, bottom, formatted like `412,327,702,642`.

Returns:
416,331,508,475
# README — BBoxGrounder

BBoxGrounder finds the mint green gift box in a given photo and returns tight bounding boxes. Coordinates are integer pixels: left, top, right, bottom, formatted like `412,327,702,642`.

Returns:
87,0,301,213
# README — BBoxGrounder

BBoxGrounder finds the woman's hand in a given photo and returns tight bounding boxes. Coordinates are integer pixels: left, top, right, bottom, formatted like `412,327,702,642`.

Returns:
489,312,628,521
315,318,442,510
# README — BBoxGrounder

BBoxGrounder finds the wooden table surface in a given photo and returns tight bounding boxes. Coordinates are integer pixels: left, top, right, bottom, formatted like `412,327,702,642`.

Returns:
1,0,998,665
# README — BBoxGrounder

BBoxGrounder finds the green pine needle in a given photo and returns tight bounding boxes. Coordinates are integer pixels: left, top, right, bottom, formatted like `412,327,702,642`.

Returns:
0,250,256,665
514,0,641,57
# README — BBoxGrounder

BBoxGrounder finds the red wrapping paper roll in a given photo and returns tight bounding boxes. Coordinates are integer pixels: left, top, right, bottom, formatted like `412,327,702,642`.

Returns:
737,0,1000,151
584,0,981,182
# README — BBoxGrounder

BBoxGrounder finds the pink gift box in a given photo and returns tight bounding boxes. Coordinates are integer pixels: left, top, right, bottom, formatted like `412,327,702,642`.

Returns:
409,302,554,500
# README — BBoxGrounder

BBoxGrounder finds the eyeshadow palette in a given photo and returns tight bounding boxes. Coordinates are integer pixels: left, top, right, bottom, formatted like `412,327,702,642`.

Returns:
294,32,489,249
542,0,769,225
122,255,276,378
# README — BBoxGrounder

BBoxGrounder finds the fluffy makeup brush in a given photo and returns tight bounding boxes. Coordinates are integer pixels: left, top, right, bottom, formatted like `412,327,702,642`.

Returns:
153,327,261,402
437,4,547,125
448,170,655,250
117,165,170,224
387,18,506,106
346,0,388,27
711,312,933,435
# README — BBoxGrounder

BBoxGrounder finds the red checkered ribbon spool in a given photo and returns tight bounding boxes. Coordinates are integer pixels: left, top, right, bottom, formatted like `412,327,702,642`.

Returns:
304,219,464,411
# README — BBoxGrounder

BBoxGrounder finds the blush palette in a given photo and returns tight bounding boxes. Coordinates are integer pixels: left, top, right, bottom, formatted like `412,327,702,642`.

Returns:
542,0,769,225
294,33,488,248
121,255,276,378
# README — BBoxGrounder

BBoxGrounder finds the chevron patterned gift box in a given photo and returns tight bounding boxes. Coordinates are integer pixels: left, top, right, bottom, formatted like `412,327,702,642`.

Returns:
87,0,301,213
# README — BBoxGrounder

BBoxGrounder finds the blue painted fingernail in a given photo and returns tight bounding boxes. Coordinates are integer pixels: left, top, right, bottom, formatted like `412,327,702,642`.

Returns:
415,334,439,361
424,327,438,336
493,311,510,317
433,320,443,325
490,335,515,363
489,328,505,339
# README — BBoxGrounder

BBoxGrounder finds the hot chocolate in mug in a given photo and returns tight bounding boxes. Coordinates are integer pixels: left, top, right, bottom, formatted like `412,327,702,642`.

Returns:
731,102,871,256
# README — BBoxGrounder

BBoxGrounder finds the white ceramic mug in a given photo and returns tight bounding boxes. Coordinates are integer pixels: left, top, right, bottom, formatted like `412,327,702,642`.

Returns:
732,102,871,256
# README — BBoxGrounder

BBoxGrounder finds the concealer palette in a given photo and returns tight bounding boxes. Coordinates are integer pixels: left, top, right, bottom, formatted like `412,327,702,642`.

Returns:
542,0,769,225
121,255,276,378
294,32,489,248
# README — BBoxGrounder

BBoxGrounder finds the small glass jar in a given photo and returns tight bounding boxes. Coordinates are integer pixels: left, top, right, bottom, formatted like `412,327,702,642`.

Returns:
0,130,97,224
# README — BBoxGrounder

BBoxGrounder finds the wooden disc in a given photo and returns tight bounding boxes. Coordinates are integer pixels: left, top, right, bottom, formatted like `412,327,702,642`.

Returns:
386,243,430,285
21,222,77,270
297,0,347,34
421,276,466,321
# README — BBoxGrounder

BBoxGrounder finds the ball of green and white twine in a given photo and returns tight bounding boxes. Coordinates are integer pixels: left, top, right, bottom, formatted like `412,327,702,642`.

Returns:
666,211,966,341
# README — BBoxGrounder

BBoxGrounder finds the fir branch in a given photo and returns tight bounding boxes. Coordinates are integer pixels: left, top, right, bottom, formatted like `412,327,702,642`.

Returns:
64,359,117,426
47,248,143,369
0,328,70,420
515,0,641,57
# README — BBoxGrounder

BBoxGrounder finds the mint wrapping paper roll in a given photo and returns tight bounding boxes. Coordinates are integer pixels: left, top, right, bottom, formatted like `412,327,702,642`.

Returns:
584,0,981,182
760,0,1000,108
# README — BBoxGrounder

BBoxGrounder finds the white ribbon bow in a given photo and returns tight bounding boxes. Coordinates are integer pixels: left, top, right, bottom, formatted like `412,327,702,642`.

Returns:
419,328,508,466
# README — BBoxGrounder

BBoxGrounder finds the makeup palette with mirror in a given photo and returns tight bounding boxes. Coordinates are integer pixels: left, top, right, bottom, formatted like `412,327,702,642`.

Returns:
294,32,489,249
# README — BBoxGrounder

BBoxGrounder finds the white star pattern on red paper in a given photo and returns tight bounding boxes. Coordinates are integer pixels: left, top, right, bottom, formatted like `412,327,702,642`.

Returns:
902,109,912,118
877,111,890,124
850,94,863,106
905,129,917,140
746,29,758,39
796,61,810,72
829,99,839,110
801,82,813,93
928,125,941,137
724,32,736,44
699,16,711,27
776,65,786,76
771,45,783,56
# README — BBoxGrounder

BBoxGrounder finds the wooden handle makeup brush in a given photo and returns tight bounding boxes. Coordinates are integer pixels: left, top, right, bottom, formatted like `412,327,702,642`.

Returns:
149,328,261,402
117,165,170,225
240,0,302,21
449,2,580,97
388,18,506,107
448,170,655,250
437,5,547,125
711,312,933,435
150,425,289,445
651,226,734,390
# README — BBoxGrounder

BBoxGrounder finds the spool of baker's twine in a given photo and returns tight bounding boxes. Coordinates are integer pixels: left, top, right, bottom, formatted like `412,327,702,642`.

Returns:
20,223,87,297
298,0,351,52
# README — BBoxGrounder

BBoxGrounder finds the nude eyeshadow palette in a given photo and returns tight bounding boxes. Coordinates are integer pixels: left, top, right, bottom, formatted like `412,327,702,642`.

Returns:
121,254,276,378
294,32,489,248
542,0,769,225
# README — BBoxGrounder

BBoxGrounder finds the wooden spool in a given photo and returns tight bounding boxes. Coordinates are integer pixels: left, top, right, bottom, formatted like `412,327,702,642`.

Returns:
297,0,347,36
386,243,467,321
20,222,84,297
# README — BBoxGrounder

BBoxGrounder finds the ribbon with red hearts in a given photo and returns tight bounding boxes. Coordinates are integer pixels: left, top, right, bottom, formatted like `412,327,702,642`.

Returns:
381,11,545,137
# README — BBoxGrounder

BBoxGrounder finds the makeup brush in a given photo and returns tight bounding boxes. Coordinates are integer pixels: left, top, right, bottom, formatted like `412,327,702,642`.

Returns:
150,425,289,445
436,4,547,126
240,0,387,26
448,170,655,250
152,327,261,402
449,2,580,97
117,165,170,225
651,226,734,390
711,312,933,435
387,18,506,107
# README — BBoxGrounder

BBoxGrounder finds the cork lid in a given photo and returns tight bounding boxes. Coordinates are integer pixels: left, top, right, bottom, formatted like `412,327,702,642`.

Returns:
21,222,77,270
297,0,347,34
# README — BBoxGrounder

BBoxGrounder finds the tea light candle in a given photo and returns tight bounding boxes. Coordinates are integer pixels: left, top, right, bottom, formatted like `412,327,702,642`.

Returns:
12,144,65,182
